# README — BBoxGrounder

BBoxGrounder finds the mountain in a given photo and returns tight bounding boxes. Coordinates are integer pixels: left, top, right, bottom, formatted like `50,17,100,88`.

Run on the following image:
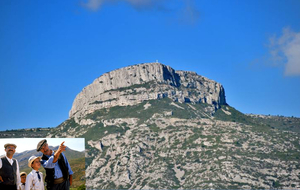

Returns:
0,62,300,189
69,62,226,122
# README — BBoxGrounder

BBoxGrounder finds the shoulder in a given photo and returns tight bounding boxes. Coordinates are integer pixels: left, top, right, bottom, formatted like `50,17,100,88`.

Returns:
28,171,34,176
26,172,34,180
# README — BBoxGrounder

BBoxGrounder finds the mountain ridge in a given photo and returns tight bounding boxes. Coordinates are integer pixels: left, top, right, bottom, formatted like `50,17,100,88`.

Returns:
0,63,299,189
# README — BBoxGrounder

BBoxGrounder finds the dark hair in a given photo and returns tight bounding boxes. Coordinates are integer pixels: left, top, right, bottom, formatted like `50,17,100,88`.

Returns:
21,174,26,177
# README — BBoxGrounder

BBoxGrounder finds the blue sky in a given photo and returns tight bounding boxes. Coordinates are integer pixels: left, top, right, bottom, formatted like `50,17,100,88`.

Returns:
0,0,299,130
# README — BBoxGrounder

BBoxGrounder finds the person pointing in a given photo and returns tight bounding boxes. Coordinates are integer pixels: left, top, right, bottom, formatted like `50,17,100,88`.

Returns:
37,140,73,190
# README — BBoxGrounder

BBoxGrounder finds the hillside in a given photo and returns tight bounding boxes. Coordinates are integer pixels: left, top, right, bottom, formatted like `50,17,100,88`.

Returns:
0,63,299,189
46,98,300,189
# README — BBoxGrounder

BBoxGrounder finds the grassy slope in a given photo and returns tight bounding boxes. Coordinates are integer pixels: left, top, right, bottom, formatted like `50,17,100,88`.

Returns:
214,104,300,133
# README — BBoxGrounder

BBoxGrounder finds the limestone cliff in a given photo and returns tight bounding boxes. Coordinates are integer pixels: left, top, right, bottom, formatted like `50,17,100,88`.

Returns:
2,63,299,189
69,63,226,121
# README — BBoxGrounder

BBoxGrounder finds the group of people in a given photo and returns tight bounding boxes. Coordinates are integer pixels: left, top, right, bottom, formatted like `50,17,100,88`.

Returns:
0,139,73,190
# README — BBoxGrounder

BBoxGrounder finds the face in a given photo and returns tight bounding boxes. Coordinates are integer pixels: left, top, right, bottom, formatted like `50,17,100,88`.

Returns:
5,145,16,156
40,143,51,155
31,158,41,170
21,175,26,183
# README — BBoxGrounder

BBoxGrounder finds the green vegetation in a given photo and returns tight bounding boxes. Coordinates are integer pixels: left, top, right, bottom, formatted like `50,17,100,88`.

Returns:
214,105,256,125
103,81,156,94
85,143,99,167
2,89,300,189
272,180,281,188
84,98,213,126
69,157,86,188
74,184,85,190
251,115,300,133
214,105,300,134
0,127,50,138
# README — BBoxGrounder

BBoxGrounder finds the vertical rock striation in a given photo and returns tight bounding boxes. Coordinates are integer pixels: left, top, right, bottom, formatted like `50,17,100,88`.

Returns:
69,63,226,121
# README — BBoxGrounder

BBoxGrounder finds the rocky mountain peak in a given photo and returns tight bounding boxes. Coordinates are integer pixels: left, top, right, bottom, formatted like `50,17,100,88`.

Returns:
1,62,299,189
69,63,226,121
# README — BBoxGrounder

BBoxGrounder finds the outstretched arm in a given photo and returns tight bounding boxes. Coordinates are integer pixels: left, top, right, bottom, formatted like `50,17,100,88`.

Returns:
53,141,66,163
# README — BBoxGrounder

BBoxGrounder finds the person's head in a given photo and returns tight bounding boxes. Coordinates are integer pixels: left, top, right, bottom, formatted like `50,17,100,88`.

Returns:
37,139,51,156
20,172,27,183
28,156,41,170
4,143,17,158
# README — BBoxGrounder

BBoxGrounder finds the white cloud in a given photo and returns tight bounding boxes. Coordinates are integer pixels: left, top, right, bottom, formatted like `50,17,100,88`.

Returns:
80,0,166,11
80,0,200,24
125,0,163,10
81,0,105,11
268,27,300,76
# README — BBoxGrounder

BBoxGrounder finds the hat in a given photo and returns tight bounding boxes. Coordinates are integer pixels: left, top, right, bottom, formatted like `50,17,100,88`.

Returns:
37,139,47,152
20,172,27,177
28,156,41,168
4,143,17,149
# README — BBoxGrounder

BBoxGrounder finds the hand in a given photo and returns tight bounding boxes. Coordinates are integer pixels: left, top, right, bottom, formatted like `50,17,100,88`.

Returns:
57,141,66,153
0,175,3,182
53,141,66,163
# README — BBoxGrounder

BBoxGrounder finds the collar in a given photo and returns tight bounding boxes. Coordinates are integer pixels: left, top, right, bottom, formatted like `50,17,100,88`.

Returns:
5,156,13,161
32,169,40,173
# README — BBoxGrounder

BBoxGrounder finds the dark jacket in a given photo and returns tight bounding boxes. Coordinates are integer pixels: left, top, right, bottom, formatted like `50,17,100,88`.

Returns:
0,156,17,186
42,152,69,189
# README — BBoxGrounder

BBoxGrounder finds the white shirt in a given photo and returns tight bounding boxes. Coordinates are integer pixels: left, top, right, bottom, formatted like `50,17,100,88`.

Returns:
18,183,26,190
25,169,45,190
0,156,21,187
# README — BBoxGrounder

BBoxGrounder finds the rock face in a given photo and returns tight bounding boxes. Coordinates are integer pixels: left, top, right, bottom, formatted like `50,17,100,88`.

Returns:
69,63,226,120
47,100,300,189
2,62,300,189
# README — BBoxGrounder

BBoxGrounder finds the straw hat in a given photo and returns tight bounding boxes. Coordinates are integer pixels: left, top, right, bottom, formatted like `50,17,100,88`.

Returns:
28,156,41,168
4,143,17,149
20,172,27,177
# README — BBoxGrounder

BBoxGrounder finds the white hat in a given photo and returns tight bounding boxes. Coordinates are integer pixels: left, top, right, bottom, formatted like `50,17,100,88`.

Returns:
20,172,27,177
28,156,41,168
4,143,17,149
